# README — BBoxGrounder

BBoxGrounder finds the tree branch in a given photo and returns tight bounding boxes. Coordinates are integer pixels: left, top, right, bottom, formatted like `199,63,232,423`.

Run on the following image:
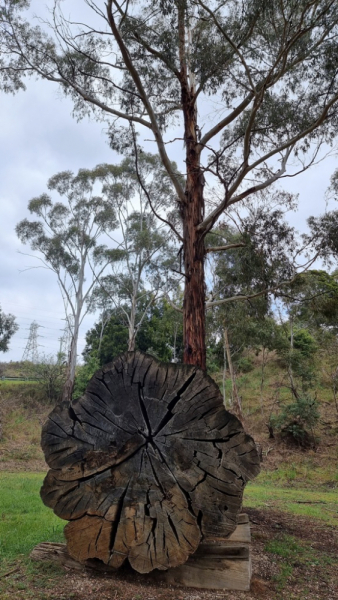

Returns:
106,0,186,203
205,243,245,254
197,0,257,94
198,93,254,149
130,125,184,242
199,87,338,233
165,294,183,314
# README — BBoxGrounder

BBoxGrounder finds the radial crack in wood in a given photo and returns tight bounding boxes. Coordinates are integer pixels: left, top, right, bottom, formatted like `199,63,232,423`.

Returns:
41,351,260,573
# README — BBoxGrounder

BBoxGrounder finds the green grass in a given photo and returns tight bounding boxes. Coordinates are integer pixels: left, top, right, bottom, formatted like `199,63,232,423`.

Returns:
1,471,337,563
263,533,335,594
0,381,39,390
0,380,38,385
0,473,64,560
255,461,338,488
0,471,337,600
214,357,337,415
0,559,66,599
244,483,338,526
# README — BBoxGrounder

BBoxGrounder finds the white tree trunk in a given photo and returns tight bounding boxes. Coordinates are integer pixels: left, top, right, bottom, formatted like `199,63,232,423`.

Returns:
62,265,85,402
222,338,228,408
128,295,137,351
224,328,243,421
259,348,268,416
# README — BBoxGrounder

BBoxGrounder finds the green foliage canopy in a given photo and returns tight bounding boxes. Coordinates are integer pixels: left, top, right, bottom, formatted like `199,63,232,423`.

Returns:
0,305,18,353
83,298,183,367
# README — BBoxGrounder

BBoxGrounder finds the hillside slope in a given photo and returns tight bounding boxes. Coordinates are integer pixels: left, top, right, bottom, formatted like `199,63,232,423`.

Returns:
0,355,337,487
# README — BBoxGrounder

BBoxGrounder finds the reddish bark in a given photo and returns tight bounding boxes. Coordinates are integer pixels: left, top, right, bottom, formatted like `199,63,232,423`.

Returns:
180,57,206,370
181,190,206,370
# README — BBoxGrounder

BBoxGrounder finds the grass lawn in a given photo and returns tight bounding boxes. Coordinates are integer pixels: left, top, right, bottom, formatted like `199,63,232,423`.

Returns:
0,472,64,560
244,482,338,527
0,380,38,385
1,471,337,561
0,471,337,600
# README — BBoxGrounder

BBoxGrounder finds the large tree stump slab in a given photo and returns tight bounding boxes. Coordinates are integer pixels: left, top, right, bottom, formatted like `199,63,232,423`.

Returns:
40,352,260,574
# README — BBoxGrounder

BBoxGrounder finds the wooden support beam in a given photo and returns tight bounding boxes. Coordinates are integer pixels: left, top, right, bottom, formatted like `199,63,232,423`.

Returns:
30,514,252,591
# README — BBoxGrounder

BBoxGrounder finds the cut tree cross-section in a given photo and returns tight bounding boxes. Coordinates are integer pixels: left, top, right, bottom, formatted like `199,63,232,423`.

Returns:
40,352,260,574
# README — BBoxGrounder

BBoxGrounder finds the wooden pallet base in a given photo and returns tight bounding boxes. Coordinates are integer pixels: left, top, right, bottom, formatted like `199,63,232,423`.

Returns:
30,514,252,592
153,549,251,591
153,514,251,591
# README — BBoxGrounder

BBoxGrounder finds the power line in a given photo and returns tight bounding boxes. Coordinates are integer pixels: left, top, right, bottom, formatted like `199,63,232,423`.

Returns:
0,302,67,320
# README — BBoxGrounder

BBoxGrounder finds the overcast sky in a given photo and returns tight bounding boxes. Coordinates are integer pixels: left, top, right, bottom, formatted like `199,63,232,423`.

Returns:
0,6,337,363
0,80,121,362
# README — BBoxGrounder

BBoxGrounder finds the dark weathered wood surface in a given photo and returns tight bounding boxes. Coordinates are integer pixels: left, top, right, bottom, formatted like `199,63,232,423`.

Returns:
30,514,252,591
40,352,260,573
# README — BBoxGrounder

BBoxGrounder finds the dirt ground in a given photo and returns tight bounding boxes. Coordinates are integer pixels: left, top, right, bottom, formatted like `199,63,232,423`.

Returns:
1,507,337,600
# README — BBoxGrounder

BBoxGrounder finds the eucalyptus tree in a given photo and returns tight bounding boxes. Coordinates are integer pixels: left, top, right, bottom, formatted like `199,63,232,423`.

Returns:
283,269,338,332
306,211,338,268
83,297,184,368
3,0,338,368
16,167,118,401
0,305,18,353
88,156,179,352
207,199,301,415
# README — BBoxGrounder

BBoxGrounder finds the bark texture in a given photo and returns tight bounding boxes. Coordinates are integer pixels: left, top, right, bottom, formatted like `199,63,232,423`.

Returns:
40,352,260,574
178,7,207,370
182,191,206,370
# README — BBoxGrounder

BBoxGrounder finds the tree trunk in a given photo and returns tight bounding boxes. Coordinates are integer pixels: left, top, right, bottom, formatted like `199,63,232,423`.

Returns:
223,338,227,407
62,257,86,402
127,292,137,351
180,47,206,370
287,314,299,399
98,319,105,352
224,328,243,421
259,348,268,416
62,336,76,402
31,516,252,592
98,311,110,352
287,364,299,400
172,322,178,362
62,312,80,403
41,352,260,575
182,198,206,370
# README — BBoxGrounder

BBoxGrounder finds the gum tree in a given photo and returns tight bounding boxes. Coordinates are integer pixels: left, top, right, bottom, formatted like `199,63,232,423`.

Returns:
87,155,179,352
206,198,301,416
0,305,18,353
16,167,118,401
3,0,338,369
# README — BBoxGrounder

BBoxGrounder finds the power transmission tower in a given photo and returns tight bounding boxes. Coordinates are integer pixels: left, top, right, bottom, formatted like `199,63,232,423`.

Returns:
58,315,73,360
22,321,41,363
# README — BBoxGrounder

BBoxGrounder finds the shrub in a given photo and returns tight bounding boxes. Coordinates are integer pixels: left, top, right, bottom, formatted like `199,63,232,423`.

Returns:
293,329,318,358
236,356,254,373
73,352,100,399
29,355,66,403
271,396,320,448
